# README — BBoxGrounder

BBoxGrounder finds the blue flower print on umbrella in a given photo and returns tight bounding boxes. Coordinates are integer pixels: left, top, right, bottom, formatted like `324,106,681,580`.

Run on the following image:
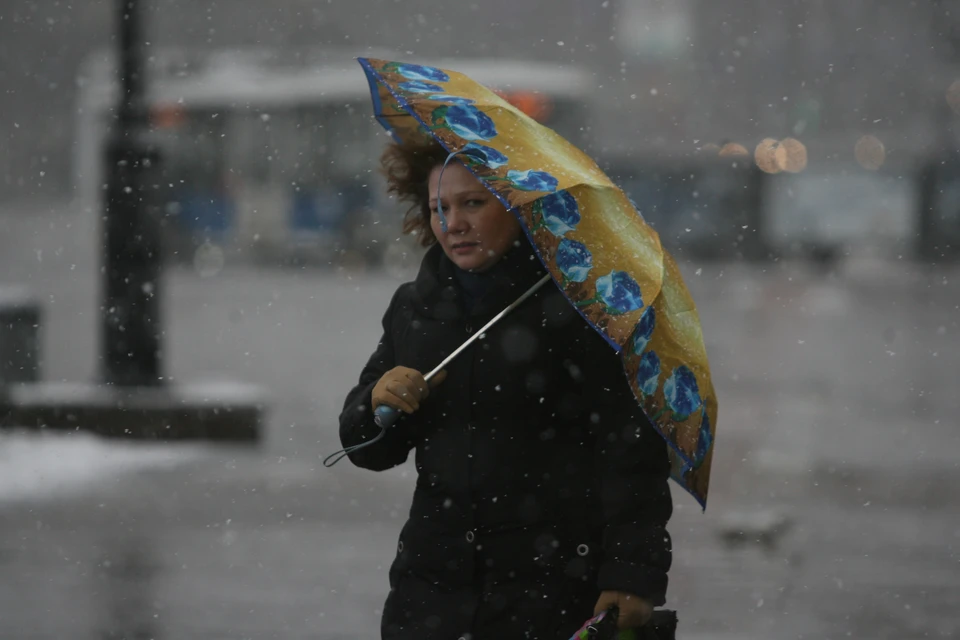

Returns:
655,365,703,422
399,80,444,94
383,61,450,83
459,143,509,169
531,191,580,236
505,169,558,192
597,271,644,313
427,95,477,106
632,306,656,355
692,408,712,469
577,271,644,315
556,238,593,285
637,351,661,397
431,104,497,141
483,169,559,194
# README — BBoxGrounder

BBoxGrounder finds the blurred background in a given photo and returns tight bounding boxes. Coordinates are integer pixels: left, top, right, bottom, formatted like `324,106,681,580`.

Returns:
1,0,959,638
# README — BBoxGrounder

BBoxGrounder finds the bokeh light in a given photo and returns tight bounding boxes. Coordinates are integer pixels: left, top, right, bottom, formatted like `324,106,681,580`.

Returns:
947,80,960,116
779,137,808,173
193,241,225,278
718,142,749,157
754,138,786,174
715,138,807,173
854,135,886,171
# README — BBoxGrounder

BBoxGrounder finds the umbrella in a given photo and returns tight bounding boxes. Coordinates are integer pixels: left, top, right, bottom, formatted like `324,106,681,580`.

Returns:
356,57,718,509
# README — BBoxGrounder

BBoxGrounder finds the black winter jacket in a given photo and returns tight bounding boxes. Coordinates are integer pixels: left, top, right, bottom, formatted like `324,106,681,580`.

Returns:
339,240,673,640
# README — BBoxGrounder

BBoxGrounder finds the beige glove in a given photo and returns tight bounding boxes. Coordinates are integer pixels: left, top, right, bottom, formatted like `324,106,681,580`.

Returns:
371,367,447,415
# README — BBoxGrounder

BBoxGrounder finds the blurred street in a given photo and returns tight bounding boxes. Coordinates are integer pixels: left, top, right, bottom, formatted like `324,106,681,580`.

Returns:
1,200,958,639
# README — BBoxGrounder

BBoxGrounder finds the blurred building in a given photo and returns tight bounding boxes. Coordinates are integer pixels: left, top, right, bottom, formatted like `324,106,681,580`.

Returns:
1,0,958,201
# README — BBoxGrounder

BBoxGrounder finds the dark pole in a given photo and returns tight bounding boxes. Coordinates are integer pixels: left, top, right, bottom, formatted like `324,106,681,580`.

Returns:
930,0,960,152
917,0,960,261
101,0,163,386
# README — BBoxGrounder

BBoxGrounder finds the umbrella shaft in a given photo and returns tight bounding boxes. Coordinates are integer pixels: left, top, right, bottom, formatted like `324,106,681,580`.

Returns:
425,274,551,381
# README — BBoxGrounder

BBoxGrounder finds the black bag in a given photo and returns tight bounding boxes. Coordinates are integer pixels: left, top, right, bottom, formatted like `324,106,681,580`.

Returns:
583,606,678,640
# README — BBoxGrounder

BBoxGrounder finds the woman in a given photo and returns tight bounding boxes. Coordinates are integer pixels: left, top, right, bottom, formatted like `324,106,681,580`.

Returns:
338,134,673,639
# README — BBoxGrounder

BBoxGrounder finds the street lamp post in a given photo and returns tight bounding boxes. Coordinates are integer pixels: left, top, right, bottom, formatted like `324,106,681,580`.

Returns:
101,0,163,386
917,0,960,261
0,0,264,442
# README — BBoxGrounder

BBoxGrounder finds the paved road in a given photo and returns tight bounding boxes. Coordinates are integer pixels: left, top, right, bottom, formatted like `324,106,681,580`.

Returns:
0,200,958,639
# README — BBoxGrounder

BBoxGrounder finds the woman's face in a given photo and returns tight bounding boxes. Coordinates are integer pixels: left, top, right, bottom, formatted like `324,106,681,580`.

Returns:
428,162,521,272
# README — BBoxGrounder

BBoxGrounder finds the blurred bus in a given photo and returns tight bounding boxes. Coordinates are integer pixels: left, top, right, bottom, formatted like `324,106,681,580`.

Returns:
73,48,595,268
600,155,769,262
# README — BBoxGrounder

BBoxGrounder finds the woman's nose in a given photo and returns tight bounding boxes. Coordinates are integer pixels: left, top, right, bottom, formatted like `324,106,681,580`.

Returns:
444,207,470,233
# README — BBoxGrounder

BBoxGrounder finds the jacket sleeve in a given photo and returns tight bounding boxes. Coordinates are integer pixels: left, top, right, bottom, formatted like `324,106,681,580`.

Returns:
584,330,673,606
338,288,417,471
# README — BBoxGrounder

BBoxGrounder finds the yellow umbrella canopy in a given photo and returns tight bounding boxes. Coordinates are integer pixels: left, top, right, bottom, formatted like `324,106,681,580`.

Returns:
359,58,717,508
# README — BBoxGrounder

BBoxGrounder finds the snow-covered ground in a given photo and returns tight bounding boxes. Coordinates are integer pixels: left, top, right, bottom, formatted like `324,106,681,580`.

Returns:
0,430,207,505
1,200,959,639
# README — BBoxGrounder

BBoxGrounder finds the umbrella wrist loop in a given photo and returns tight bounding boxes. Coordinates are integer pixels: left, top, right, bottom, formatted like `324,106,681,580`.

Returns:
322,427,387,467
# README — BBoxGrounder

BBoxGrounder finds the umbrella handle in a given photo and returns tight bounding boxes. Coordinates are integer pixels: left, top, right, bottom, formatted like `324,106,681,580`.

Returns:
373,404,400,428
320,393,413,466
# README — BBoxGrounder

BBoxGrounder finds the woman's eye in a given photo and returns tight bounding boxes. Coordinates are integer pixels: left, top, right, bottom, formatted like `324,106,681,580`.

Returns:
466,199,485,207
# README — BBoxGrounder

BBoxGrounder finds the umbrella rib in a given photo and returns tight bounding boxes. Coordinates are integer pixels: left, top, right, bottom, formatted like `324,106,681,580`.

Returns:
424,274,552,381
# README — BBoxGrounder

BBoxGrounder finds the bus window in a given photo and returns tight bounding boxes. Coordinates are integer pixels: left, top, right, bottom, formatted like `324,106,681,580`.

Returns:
153,108,233,241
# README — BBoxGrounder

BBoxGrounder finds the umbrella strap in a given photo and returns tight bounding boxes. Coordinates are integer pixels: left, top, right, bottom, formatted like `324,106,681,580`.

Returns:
322,428,387,468
434,150,463,233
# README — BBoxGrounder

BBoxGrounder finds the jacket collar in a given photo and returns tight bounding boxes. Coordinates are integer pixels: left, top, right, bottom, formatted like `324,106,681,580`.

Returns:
413,238,547,320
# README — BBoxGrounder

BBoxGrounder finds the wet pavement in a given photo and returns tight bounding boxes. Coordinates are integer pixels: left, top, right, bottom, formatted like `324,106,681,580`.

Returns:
1,199,959,639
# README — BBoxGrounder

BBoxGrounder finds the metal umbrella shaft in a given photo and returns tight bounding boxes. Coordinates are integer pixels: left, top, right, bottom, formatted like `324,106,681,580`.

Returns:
322,273,552,468
374,273,552,427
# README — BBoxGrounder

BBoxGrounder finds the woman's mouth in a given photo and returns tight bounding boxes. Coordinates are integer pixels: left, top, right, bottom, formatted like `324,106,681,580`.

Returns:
451,242,479,254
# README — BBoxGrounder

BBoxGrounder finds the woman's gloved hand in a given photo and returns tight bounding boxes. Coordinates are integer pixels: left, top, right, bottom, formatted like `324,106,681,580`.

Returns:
594,590,653,629
372,367,447,415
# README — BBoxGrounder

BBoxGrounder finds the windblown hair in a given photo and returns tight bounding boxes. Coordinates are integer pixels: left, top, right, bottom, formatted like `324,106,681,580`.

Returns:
379,133,450,247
